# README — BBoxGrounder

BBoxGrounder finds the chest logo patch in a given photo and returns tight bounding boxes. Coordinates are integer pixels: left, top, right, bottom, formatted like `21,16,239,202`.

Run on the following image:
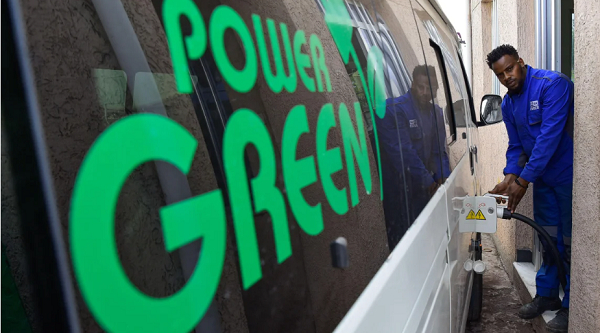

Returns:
409,119,418,128
530,100,539,111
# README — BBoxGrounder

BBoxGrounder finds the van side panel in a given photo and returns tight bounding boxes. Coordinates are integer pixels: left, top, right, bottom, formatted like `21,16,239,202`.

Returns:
334,0,477,331
333,188,450,332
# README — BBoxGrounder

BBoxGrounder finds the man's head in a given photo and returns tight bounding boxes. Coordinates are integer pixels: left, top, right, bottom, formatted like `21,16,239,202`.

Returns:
486,44,527,93
411,65,438,107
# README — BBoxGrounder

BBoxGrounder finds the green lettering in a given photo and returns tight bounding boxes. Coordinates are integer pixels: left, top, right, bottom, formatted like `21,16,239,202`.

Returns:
223,109,292,289
210,6,258,93
310,34,332,92
321,0,354,64
366,45,386,200
316,103,348,215
163,0,207,94
282,105,323,235
294,30,316,92
367,46,386,118
253,15,297,93
70,114,226,332
339,102,372,207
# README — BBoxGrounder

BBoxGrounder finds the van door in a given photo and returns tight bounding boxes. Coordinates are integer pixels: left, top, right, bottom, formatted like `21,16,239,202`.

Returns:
329,0,461,331
411,1,475,332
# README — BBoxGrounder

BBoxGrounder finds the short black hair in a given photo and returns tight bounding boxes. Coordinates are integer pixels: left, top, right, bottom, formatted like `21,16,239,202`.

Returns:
486,44,519,69
412,64,437,83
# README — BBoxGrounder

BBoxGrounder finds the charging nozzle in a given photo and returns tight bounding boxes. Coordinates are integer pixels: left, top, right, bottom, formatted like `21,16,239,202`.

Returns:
483,193,509,201
496,206,512,219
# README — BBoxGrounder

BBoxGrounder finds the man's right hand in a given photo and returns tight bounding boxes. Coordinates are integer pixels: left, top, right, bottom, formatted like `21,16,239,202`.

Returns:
489,174,517,203
490,181,509,195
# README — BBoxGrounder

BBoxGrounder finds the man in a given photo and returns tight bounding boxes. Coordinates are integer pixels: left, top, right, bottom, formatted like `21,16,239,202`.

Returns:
377,65,451,232
487,44,574,333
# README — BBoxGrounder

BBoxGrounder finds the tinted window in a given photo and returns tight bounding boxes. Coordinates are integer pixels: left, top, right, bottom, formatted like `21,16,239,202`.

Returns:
411,2,464,180
352,0,450,236
2,0,470,331
418,7,470,172
361,0,451,230
4,0,397,332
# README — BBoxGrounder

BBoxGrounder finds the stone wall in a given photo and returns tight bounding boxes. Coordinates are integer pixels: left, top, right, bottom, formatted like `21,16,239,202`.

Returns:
472,1,600,332
570,0,600,331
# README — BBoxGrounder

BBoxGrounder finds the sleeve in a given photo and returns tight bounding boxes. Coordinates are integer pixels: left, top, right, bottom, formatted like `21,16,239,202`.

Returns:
519,78,573,183
375,101,435,188
502,97,526,176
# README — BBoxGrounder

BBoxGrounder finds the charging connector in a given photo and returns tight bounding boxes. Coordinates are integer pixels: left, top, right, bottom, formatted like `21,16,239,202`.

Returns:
458,194,567,289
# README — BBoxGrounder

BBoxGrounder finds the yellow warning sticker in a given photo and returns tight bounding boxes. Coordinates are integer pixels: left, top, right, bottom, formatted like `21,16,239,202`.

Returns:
466,209,486,220
466,210,476,219
475,210,486,220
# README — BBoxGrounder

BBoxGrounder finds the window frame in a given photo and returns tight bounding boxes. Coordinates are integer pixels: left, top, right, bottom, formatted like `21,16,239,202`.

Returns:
429,38,457,145
456,49,487,127
2,0,81,330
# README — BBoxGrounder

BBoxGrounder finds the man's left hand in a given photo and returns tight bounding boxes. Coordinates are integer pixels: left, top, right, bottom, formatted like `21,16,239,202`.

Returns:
507,178,529,212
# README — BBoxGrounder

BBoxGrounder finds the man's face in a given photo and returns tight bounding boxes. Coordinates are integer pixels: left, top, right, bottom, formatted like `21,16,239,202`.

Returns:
412,74,437,107
491,55,526,92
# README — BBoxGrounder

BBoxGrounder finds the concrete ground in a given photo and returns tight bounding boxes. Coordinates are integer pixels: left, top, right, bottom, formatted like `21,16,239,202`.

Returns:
466,233,534,333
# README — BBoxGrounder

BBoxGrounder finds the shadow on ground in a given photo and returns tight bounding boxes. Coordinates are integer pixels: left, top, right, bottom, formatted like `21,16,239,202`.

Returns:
466,234,534,333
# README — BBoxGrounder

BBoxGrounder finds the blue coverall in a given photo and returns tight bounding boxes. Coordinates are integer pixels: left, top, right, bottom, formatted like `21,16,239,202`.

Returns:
501,65,574,308
376,90,451,222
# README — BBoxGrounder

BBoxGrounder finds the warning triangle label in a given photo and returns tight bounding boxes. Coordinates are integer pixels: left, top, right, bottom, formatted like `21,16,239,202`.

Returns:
466,210,477,219
466,209,486,220
475,210,486,220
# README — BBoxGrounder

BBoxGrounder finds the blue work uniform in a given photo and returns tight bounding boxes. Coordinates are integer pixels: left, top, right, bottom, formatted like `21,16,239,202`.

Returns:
377,90,451,223
501,65,574,307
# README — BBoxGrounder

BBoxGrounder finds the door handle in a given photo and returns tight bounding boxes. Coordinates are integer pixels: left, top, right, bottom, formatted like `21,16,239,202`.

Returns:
470,146,478,163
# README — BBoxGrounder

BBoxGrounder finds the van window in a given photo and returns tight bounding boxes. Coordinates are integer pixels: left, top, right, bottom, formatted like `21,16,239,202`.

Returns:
5,0,403,332
3,0,473,331
1,132,36,333
337,0,451,241
411,2,466,180
424,18,470,169
368,1,453,202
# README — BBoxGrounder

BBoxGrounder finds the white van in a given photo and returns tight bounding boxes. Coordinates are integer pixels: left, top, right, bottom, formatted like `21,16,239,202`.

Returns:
2,0,501,332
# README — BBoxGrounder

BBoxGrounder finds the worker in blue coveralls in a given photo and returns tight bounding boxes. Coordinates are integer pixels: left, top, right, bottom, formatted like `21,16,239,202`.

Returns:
376,64,451,243
487,44,574,333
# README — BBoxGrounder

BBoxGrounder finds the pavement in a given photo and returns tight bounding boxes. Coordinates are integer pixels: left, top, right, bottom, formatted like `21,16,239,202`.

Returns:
466,233,535,333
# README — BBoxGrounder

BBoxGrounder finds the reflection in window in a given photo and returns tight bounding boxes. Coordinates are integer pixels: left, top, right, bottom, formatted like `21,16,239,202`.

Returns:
319,0,421,248
421,18,469,171
320,0,459,248
93,69,127,125
378,65,451,227
339,0,412,98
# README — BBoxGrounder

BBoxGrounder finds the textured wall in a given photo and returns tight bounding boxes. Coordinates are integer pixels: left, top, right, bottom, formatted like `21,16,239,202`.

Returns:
494,0,535,278
470,0,535,280
570,1,600,332
513,0,536,256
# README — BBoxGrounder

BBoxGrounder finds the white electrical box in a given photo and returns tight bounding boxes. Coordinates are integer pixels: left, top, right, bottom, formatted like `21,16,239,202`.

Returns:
458,196,498,233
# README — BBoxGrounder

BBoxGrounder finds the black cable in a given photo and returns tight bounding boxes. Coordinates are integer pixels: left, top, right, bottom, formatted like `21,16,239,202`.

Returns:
503,210,568,290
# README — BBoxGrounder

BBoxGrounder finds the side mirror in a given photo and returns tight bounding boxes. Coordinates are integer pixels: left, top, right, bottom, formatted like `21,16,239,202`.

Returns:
480,94,503,125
